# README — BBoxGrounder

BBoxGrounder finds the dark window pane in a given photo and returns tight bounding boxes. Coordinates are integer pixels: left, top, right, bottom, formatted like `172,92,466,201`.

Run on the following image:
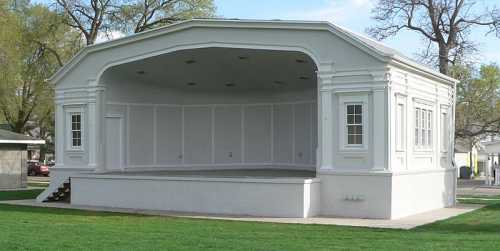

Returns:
355,135,363,144
347,115,354,124
347,105,354,114
354,105,362,114
355,125,362,134
348,125,354,134
348,134,355,144
354,115,362,124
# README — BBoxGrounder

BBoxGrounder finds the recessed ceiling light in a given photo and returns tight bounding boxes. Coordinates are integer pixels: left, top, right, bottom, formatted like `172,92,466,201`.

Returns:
226,83,236,87
185,59,196,64
299,76,310,80
187,82,197,86
136,70,145,75
296,59,306,63
238,56,248,60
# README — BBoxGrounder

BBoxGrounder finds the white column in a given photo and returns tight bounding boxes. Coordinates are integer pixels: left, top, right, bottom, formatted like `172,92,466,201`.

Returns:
372,87,387,171
88,81,106,172
54,101,65,167
318,71,334,170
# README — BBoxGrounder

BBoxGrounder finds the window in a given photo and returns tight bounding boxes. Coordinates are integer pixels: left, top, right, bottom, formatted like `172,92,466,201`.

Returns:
346,104,363,145
414,107,433,148
71,113,82,148
339,95,368,151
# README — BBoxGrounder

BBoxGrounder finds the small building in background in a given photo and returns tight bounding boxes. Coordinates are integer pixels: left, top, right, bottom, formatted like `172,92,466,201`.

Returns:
0,129,45,189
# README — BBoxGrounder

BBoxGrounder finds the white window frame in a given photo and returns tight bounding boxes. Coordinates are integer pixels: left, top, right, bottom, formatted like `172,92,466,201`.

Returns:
395,94,406,152
339,94,369,151
413,99,434,151
65,106,85,151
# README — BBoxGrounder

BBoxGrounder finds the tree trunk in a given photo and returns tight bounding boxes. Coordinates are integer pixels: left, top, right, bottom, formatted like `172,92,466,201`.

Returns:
39,145,47,163
438,45,449,75
470,151,474,177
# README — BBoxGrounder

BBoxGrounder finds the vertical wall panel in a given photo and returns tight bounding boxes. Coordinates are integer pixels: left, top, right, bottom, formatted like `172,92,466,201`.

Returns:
156,106,183,165
273,104,293,163
183,106,212,164
244,105,272,163
312,102,318,165
294,103,312,164
214,106,242,164
129,106,154,165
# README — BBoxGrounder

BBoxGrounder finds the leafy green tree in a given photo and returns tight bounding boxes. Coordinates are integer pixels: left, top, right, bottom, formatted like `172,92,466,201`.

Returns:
54,0,215,45
453,64,500,140
115,0,215,33
0,1,80,159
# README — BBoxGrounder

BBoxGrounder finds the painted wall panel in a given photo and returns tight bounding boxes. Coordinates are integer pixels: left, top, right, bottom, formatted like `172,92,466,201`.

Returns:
294,103,312,164
156,106,183,165
183,107,212,164
244,105,272,163
273,104,293,163
129,106,155,165
214,106,242,163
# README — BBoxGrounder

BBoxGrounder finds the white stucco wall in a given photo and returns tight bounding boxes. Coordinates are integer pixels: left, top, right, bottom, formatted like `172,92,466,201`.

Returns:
72,174,321,218
391,169,456,219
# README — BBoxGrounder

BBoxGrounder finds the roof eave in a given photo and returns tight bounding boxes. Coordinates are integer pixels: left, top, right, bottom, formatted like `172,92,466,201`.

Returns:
388,55,459,86
0,140,46,145
48,18,458,87
48,19,389,85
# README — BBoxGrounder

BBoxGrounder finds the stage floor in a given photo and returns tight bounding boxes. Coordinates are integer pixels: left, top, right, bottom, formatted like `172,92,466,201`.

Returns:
101,169,316,179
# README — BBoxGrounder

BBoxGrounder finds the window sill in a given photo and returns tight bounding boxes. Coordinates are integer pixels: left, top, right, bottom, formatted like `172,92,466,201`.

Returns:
66,148,85,153
339,146,368,154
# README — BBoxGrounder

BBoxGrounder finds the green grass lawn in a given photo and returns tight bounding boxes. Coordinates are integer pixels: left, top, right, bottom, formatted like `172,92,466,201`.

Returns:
1,190,500,250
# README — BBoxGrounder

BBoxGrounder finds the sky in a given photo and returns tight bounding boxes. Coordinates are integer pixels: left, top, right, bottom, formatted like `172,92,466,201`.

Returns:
214,0,500,65
32,0,500,65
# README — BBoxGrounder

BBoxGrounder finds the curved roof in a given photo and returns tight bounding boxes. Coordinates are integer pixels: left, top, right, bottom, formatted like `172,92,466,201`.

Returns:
49,19,458,85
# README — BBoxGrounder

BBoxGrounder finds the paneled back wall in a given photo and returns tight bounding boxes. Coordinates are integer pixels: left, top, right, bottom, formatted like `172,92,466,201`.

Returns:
107,101,317,170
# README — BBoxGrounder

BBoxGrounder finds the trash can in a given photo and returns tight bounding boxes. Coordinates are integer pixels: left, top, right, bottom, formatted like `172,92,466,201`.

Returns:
459,166,471,179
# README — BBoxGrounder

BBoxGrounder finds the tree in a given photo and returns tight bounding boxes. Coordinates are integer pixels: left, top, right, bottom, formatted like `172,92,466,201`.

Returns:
54,0,118,45
115,0,215,34
54,0,215,45
453,64,500,140
0,1,80,159
368,0,500,75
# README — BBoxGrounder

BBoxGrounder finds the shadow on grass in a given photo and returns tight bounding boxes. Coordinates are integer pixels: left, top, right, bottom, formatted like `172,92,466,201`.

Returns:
0,203,159,219
0,189,44,201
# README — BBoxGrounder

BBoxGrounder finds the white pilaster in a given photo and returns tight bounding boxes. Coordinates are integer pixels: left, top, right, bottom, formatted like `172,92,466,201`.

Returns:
87,80,106,172
317,70,334,170
54,101,65,167
371,72,390,171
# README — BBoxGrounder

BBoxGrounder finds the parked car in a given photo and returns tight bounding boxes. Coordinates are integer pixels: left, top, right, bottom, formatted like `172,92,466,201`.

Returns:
27,161,50,176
